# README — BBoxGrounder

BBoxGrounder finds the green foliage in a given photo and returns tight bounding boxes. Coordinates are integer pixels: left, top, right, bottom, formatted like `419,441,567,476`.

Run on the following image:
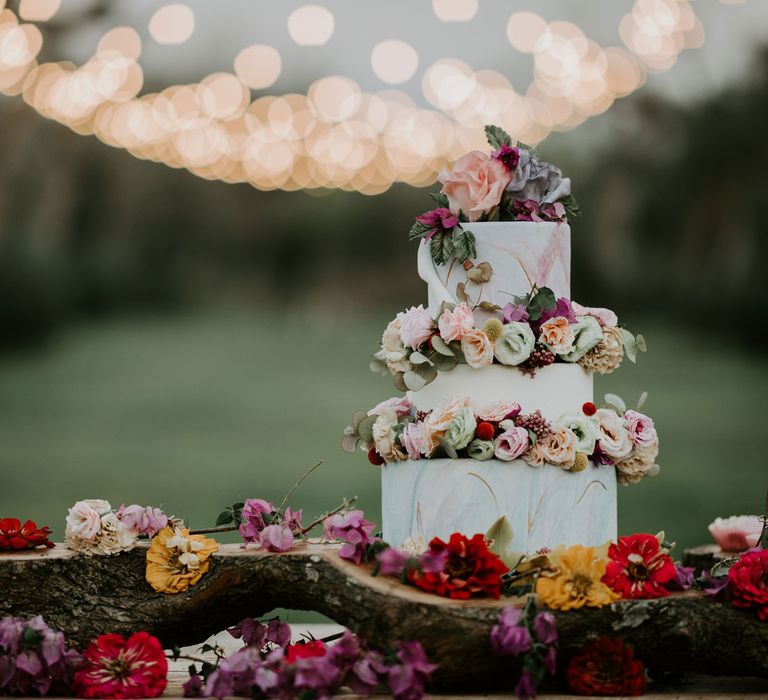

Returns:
430,231,454,265
215,501,244,526
452,228,477,263
558,193,582,218
524,286,557,322
517,141,540,159
484,125,513,150
429,192,450,209
408,220,432,241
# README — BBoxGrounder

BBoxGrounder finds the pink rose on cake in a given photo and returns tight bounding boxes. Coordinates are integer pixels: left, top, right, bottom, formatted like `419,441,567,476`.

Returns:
379,318,410,373
538,427,578,469
438,303,474,342
539,316,575,355
400,421,430,460
623,410,657,448
595,409,633,461
372,409,407,463
397,305,435,350
478,401,521,422
368,396,413,418
571,302,618,328
425,397,471,452
438,151,512,222
494,426,529,461
523,440,546,467
460,328,494,369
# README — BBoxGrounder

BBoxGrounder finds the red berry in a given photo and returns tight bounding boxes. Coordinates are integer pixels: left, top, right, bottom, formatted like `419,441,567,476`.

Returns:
475,421,495,441
582,401,597,416
368,448,385,466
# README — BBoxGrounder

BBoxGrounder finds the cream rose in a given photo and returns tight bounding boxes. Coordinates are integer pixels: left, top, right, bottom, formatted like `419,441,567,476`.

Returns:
555,413,598,454
615,439,659,485
379,318,411,373
539,317,575,355
66,500,106,542
437,303,474,343
522,440,546,467
571,302,618,328
623,410,657,448
494,322,535,366
372,409,407,463
397,305,435,350
460,328,494,369
595,408,633,460
438,151,512,222
494,426,529,461
368,396,413,418
538,427,578,469
478,400,521,422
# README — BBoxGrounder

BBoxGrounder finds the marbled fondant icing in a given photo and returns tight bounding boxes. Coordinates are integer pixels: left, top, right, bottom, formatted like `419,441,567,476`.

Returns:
381,458,617,552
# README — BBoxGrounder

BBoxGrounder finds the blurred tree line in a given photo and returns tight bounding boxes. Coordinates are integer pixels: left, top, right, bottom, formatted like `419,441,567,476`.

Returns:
1,47,766,351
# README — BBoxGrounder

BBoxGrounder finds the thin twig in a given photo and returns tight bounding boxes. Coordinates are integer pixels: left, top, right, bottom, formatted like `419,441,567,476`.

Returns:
275,460,324,517
299,496,357,536
188,525,239,535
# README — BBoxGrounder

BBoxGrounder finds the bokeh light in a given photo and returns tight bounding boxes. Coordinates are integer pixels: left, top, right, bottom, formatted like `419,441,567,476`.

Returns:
371,40,418,85
149,4,195,46
432,0,478,22
287,5,334,47
234,44,281,90
18,0,60,22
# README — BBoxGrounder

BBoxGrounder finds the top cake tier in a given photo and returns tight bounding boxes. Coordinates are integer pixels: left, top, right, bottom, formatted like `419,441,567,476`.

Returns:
418,221,570,319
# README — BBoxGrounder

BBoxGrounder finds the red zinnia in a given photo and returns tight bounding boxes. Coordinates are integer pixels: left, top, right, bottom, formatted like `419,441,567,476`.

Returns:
567,636,647,696
0,518,54,550
409,533,509,600
727,548,768,620
285,640,327,664
603,533,676,599
73,632,168,699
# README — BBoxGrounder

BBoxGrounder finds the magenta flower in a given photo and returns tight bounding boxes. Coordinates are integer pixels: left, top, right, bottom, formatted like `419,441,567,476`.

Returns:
491,144,520,171
490,608,531,656
116,505,168,537
323,509,378,564
503,303,529,323
539,297,577,325
378,547,409,576
414,208,459,239
515,669,537,700
539,201,566,222
258,524,294,552
533,611,558,645
387,641,438,700
239,498,274,542
228,617,291,649
510,199,544,222
419,547,449,574
667,563,696,591
282,507,303,532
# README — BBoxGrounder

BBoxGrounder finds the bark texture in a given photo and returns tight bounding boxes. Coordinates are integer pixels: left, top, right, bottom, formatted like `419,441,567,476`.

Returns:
2,543,766,689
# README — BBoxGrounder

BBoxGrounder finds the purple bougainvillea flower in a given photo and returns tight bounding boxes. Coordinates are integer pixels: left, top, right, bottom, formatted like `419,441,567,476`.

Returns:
490,608,532,656
515,669,537,700
258,524,294,553
491,144,521,172
539,297,577,325
415,208,459,239
324,509,378,564
533,611,558,645
378,547,409,576
503,303,529,324
239,498,274,542
667,563,696,591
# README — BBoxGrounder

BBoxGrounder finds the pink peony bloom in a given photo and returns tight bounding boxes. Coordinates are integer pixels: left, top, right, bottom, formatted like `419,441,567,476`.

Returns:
494,426,529,461
400,421,429,460
437,303,474,343
571,302,618,328
438,151,512,222
258,524,295,552
397,305,435,351
368,396,413,418
414,208,458,239
708,515,763,552
478,401,521,422
623,410,657,448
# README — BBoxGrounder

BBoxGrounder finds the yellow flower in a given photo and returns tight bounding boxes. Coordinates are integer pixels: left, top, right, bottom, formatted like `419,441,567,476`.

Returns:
146,526,219,594
536,543,620,611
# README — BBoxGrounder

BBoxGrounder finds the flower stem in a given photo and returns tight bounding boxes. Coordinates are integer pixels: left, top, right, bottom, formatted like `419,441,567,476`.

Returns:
275,460,325,518
299,496,357,536
188,525,239,535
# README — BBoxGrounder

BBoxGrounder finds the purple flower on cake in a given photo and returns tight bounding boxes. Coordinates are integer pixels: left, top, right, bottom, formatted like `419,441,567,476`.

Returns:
571,302,618,328
116,504,168,537
515,670,537,700
494,426,529,462
491,144,521,171
539,316,576,355
539,297,577,325
397,305,435,350
438,151,512,222
509,198,544,222
414,208,458,239
507,150,571,205
539,201,567,222
323,509,378,564
400,421,430,460
368,396,413,418
437,302,474,343
239,498,274,542
258,524,294,552
478,400,521,422
460,328,494,369
502,302,529,324
623,410,657,448
595,409,633,461
419,547,450,574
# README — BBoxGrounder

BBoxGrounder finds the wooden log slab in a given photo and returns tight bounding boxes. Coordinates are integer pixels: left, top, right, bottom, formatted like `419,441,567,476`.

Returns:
1,543,767,690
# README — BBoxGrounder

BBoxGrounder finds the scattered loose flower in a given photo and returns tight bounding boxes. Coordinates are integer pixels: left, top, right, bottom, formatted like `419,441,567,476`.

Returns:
603,533,676,599
566,636,647,697
145,526,219,594
708,515,763,552
0,519,54,551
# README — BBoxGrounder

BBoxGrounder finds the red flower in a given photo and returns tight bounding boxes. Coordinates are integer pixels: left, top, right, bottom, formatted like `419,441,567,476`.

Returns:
0,518,54,550
581,402,597,416
367,448,385,466
567,636,647,696
475,422,495,441
603,533,676,599
727,548,768,620
409,533,509,600
285,640,327,664
73,632,168,699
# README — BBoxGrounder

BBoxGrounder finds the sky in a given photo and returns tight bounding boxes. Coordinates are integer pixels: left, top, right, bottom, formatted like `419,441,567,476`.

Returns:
53,0,768,107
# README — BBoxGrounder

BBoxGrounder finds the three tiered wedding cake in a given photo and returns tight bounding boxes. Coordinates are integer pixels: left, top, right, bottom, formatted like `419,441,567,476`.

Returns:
343,126,658,555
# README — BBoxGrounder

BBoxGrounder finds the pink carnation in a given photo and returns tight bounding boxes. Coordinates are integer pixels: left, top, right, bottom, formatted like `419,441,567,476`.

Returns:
397,305,434,351
368,396,413,418
438,151,511,222
623,410,657,448
571,302,618,328
494,426,529,461
400,421,430,460
438,303,474,343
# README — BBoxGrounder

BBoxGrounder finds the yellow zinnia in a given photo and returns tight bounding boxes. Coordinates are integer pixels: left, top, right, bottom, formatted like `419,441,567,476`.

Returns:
536,543,620,611
146,526,219,594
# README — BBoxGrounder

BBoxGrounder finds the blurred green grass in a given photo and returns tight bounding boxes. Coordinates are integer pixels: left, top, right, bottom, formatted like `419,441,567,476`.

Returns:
0,311,765,553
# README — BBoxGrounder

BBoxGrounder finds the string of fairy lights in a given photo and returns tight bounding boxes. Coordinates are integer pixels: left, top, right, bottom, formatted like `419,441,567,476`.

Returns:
0,0,716,194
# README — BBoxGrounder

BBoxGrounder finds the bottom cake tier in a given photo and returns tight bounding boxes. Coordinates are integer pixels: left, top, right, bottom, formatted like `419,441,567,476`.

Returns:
381,459,617,553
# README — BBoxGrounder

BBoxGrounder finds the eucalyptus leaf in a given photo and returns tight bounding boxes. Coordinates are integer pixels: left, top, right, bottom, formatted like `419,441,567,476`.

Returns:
485,124,513,150
636,334,647,352
603,393,627,414
432,353,458,371
403,370,427,392
369,356,388,375
430,335,454,356
621,328,638,363
409,351,432,366
527,429,538,446
637,391,648,410
414,362,438,383
393,372,408,392
352,410,367,433
448,341,466,363
358,415,378,444
340,433,360,454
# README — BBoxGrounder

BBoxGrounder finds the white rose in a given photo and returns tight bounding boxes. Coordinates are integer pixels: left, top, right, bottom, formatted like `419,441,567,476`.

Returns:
595,408,633,460
555,413,597,454
66,500,105,542
372,409,407,463
560,316,603,362
494,322,535,366
380,318,411,373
